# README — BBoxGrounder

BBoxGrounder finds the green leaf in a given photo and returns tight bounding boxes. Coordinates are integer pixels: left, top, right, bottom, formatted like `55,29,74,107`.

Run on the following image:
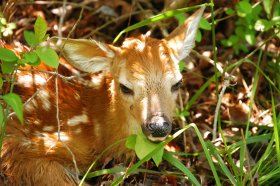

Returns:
174,13,186,25
237,1,252,17
199,17,211,30
2,93,23,124
35,47,59,69
152,147,164,166
135,133,164,166
0,48,18,62
0,104,3,126
24,31,39,47
42,34,49,42
135,134,156,159
221,35,238,47
179,110,190,117
1,61,15,74
24,51,39,64
34,16,48,42
225,8,234,15
125,135,137,150
245,30,256,45
272,16,280,23
235,26,244,37
239,1,252,14
17,58,29,65
195,29,202,42
263,0,273,16
178,60,185,72
0,17,7,25
255,19,273,32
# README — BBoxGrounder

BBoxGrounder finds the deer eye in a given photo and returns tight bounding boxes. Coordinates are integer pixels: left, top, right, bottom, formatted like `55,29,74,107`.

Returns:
171,80,182,92
120,84,134,95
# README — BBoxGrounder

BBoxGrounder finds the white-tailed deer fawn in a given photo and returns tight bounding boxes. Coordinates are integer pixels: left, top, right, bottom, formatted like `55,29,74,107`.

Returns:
1,7,204,185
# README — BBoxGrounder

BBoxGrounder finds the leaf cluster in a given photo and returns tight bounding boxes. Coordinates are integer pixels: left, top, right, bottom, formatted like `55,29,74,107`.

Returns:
0,16,59,125
221,0,280,54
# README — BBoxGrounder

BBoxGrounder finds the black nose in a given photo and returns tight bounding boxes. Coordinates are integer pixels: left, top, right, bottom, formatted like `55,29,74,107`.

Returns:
142,113,172,142
147,121,170,137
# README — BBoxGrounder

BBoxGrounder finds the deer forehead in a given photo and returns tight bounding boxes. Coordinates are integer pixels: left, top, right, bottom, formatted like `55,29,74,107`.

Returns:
116,36,181,88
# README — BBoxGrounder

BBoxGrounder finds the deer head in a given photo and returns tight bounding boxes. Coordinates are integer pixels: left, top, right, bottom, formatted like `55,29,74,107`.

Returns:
54,7,204,142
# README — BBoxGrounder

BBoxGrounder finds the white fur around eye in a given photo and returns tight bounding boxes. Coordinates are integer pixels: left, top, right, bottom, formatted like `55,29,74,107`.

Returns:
118,71,133,90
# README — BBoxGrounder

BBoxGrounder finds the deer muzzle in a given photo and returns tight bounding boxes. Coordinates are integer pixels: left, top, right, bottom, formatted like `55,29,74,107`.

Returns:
142,112,172,142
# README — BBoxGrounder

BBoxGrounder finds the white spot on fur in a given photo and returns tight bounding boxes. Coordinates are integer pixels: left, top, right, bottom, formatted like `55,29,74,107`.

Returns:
43,126,55,132
74,128,82,134
54,132,69,141
34,119,41,125
34,75,47,85
17,75,32,87
25,99,38,112
34,132,56,149
17,74,47,87
67,113,89,127
90,76,102,87
37,90,51,111
93,120,101,137
74,92,80,100
43,134,57,148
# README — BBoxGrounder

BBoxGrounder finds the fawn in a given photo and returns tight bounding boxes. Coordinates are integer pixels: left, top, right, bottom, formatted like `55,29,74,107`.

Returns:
1,7,204,185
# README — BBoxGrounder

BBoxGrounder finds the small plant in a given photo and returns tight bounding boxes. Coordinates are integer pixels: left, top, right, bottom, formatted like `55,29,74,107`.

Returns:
0,13,16,38
221,0,280,54
0,16,59,151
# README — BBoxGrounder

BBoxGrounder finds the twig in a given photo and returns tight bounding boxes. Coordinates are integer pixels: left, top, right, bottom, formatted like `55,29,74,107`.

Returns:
58,0,67,38
7,76,54,118
212,75,231,141
55,0,80,183
66,6,84,39
0,68,18,154
14,1,94,11
82,10,147,39
18,68,89,81
55,72,80,182
191,49,224,74
178,91,187,152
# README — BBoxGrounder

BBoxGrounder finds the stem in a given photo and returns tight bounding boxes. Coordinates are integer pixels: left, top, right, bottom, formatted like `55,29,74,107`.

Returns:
0,68,18,155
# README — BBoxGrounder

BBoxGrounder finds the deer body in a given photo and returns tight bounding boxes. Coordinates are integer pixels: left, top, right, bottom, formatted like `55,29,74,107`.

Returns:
1,8,204,185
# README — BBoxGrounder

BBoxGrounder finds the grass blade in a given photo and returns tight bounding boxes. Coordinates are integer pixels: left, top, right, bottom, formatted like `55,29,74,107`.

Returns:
163,151,200,186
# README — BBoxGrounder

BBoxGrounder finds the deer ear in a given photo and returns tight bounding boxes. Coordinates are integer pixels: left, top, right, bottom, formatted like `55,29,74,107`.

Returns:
51,38,118,73
164,7,205,61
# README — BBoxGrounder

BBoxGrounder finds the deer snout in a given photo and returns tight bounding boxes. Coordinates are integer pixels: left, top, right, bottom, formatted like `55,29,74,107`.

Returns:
142,112,172,142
